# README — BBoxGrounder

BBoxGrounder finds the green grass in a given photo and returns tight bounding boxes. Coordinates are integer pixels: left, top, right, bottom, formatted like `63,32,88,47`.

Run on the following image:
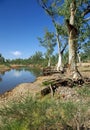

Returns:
42,80,54,86
0,94,90,130
77,84,90,96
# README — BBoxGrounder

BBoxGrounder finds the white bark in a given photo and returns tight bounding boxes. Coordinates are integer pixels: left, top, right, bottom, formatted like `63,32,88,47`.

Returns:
57,53,63,71
51,17,64,72
77,53,81,64
56,32,63,71
48,57,51,67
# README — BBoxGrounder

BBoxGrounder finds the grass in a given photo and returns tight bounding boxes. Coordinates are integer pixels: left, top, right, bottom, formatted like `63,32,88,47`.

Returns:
0,94,90,130
42,80,54,86
77,84,90,96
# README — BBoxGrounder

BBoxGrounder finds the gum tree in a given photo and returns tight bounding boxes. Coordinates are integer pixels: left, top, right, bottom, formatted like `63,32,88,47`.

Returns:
38,0,90,78
64,0,90,79
37,0,68,71
38,30,56,67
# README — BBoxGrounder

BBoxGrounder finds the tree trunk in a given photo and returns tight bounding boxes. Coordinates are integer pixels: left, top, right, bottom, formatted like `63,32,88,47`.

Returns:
77,53,81,65
48,57,51,67
69,34,77,71
51,17,63,72
69,0,76,69
56,32,63,71
57,52,63,71
68,0,81,79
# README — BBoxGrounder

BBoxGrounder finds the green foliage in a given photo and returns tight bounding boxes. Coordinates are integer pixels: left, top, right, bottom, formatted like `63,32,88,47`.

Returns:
0,53,5,64
38,30,56,59
9,51,45,66
38,0,90,64
29,51,43,64
0,97,54,130
81,41,90,61
42,80,54,85
0,95,89,130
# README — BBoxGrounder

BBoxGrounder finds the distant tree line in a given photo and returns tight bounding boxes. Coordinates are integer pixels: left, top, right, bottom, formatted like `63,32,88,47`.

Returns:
0,45,90,67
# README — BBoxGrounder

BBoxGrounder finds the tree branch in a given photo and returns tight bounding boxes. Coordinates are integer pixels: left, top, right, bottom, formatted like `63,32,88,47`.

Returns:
82,5,90,17
61,42,68,54
37,0,54,16
83,17,90,21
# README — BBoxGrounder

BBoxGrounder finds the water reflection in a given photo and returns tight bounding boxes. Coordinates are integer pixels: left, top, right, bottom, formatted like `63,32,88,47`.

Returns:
0,71,5,75
0,77,2,82
0,67,41,94
23,67,42,77
13,71,22,77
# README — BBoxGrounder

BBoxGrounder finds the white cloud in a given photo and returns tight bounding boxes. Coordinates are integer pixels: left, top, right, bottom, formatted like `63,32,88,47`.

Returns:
11,51,22,57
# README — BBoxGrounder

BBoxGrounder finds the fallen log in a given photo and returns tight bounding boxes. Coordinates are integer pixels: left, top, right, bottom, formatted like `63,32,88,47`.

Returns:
41,78,74,96
51,78,75,88
41,77,89,96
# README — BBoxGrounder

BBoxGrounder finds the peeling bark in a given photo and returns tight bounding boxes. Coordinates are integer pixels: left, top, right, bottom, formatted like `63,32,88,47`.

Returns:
68,0,82,79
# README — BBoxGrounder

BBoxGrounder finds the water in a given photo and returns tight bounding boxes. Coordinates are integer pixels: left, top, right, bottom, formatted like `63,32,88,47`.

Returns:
0,68,41,94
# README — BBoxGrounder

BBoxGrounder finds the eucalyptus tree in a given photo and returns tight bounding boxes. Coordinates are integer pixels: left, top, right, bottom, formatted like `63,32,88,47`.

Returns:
37,0,68,71
37,0,90,78
38,30,56,67
63,0,90,78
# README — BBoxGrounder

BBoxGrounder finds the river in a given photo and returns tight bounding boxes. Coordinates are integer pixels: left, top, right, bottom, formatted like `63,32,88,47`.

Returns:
0,67,41,94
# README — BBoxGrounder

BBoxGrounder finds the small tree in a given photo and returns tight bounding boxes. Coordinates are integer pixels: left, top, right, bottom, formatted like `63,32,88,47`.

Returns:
38,30,56,67
37,0,68,71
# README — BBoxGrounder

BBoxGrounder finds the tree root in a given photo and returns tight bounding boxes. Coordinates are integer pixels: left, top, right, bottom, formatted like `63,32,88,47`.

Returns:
41,77,90,96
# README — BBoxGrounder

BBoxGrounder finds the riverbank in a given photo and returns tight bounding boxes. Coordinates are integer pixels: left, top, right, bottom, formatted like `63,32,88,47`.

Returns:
0,65,90,129
0,69,90,106
0,72,90,129
0,64,11,73
0,62,90,73
0,75,52,107
0,64,26,73
0,64,42,74
0,64,90,105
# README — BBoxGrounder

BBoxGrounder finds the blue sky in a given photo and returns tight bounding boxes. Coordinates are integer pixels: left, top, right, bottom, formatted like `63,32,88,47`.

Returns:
0,0,54,59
